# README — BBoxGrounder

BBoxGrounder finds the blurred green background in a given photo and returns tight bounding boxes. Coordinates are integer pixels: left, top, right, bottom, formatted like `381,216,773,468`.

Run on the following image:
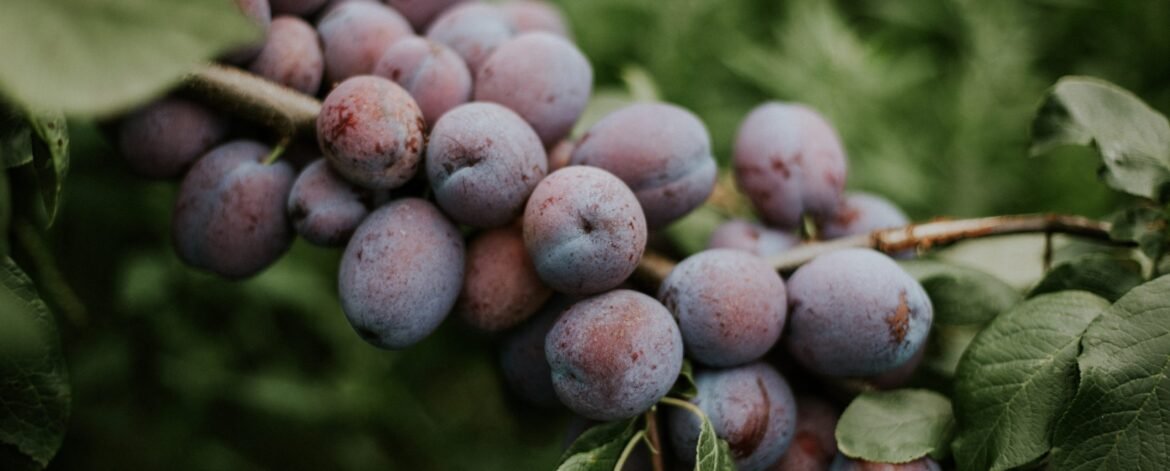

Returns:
40,0,1169,469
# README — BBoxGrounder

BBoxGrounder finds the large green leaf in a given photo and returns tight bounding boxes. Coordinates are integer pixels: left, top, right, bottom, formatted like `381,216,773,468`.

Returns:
557,417,639,471
1031,77,1170,200
836,389,955,463
1029,253,1145,302
0,257,69,468
900,260,1021,325
0,0,259,116
952,291,1110,471
1049,276,1170,470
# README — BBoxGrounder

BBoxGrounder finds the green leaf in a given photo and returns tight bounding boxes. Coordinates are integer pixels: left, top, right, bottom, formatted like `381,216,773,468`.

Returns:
836,389,955,463
695,413,735,471
0,257,70,468
670,359,698,400
1108,205,1170,265
900,260,1021,325
0,0,260,116
24,111,67,224
557,417,639,471
1030,253,1145,302
1049,276,1170,470
1031,76,1170,200
952,291,1110,471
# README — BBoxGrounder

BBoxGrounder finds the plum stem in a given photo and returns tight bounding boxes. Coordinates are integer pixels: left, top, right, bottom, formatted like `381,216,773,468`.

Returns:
263,135,291,166
182,63,320,140
615,430,646,471
638,213,1125,282
659,396,706,420
644,408,666,471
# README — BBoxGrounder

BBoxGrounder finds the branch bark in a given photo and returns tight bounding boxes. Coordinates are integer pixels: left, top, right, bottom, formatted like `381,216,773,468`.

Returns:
182,63,320,139
638,213,1121,284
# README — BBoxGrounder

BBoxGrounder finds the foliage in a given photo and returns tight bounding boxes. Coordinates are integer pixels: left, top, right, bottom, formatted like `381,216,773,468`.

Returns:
0,0,258,116
1049,276,1170,470
835,389,955,463
952,292,1109,471
0,258,69,469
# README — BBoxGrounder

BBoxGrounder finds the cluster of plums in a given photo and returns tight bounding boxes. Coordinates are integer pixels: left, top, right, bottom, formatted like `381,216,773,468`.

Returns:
112,0,937,469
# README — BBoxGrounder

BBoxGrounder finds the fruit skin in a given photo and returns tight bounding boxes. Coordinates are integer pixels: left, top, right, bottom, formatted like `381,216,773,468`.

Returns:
425,102,546,227
337,198,464,349
172,140,295,279
523,167,647,295
500,0,570,37
388,0,468,31
286,158,369,246
784,249,932,377
658,249,786,367
475,32,592,147
425,3,514,76
269,0,328,16
499,295,575,407
829,455,941,471
317,75,425,190
317,2,413,83
734,103,848,230
545,290,683,420
117,98,227,179
707,219,801,258
819,192,909,239
769,396,839,470
458,225,552,333
571,103,717,228
249,15,324,95
669,363,798,471
373,37,472,125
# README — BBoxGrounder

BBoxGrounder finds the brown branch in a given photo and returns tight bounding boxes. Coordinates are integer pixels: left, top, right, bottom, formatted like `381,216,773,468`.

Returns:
636,213,1121,283
182,63,320,139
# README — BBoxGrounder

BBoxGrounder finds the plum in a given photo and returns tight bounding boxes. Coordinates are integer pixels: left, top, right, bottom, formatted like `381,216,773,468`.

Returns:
426,102,546,227
117,98,227,179
317,75,425,190
522,167,646,295
734,103,848,230
373,37,472,125
546,290,683,420
457,225,552,332
317,2,413,83
286,158,370,246
499,295,575,407
784,249,932,377
425,3,514,75
669,363,798,471
475,32,592,147
249,15,324,95
658,249,786,367
570,103,717,228
337,198,464,349
172,140,295,279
